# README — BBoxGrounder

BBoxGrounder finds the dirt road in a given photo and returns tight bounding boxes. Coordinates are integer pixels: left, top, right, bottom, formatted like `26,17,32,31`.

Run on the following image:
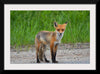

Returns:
10,43,90,64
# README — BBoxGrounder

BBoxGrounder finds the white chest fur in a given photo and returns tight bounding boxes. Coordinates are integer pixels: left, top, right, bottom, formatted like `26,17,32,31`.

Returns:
56,33,63,42
54,32,64,46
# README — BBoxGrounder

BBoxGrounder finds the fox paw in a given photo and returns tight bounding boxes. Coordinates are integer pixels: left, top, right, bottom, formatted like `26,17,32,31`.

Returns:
52,61,58,63
45,60,50,63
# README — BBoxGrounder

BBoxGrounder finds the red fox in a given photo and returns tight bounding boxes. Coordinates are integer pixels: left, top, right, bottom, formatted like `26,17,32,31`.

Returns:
35,22,68,63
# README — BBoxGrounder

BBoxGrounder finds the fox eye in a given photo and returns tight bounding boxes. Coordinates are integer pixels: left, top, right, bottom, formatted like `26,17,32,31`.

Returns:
62,29,64,31
57,29,60,31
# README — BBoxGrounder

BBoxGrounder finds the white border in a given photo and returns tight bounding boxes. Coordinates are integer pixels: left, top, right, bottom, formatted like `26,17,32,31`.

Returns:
4,4,96,70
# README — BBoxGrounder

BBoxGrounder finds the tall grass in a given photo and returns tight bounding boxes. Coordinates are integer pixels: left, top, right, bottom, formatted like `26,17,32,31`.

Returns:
10,11,90,47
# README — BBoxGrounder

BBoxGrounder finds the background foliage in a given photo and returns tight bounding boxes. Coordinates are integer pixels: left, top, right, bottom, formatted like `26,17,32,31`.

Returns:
10,11,90,47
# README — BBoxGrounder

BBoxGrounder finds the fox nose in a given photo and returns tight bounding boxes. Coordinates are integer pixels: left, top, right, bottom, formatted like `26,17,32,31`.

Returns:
60,33,62,35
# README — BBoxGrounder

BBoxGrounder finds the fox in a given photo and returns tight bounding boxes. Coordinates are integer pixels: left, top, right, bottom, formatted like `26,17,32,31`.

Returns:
35,21,68,63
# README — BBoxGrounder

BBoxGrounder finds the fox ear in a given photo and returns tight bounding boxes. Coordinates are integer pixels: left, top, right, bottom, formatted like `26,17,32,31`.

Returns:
64,21,68,26
54,22,58,27
65,21,68,24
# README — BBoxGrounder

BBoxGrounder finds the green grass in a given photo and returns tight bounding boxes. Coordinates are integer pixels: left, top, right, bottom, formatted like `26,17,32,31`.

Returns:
10,11,90,47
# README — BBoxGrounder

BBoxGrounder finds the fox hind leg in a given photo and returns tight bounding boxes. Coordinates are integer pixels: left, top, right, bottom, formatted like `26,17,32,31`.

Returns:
44,54,50,63
39,45,44,61
36,47,40,63
42,44,50,63
35,37,41,63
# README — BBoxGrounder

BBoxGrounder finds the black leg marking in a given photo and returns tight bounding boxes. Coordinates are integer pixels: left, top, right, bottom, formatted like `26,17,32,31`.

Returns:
52,51,58,63
37,55,40,63
54,51,58,63
44,54,50,63
51,51,54,62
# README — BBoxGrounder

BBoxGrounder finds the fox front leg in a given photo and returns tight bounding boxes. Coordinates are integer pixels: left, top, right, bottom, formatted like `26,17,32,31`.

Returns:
53,42,59,63
50,42,59,63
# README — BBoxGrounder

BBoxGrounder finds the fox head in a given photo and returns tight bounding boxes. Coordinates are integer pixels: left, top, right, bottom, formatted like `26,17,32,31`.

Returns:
54,22,67,37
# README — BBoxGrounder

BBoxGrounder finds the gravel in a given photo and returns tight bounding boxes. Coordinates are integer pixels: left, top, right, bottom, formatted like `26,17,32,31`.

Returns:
10,43,90,64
